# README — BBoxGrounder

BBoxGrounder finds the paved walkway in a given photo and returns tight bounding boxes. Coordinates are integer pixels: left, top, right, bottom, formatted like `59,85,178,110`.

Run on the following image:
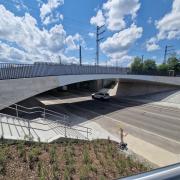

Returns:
80,119,180,167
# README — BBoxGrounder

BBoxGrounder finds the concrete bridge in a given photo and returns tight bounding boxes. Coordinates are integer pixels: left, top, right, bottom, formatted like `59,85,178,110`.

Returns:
0,63,180,110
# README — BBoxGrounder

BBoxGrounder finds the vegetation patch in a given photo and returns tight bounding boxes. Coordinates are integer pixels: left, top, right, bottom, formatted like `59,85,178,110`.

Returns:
0,139,152,180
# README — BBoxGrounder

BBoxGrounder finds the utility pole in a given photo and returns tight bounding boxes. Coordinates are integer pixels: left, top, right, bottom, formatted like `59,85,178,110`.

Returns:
142,55,144,63
58,55,62,64
163,45,175,64
79,45,82,65
96,25,105,65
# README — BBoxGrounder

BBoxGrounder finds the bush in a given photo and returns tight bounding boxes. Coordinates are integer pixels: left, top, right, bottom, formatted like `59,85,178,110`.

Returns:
28,147,41,169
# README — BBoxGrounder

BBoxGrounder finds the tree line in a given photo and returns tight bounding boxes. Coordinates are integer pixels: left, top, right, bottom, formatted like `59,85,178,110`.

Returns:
130,56,180,76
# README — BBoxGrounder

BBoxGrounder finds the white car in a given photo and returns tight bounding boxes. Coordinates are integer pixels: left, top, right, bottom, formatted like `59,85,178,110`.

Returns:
92,92,110,100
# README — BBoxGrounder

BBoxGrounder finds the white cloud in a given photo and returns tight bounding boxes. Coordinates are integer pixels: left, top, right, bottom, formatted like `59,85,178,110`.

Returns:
147,17,153,24
88,32,95,38
90,10,105,27
40,0,64,24
176,50,180,56
0,5,81,64
156,0,180,40
103,0,141,31
107,55,133,67
59,14,63,20
66,33,85,51
43,12,63,25
146,37,160,51
100,24,143,60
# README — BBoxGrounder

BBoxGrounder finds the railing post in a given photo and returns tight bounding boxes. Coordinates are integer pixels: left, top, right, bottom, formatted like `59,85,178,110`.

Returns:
43,108,46,120
15,104,18,117
0,116,3,138
65,125,67,138
87,128,88,139
28,119,31,139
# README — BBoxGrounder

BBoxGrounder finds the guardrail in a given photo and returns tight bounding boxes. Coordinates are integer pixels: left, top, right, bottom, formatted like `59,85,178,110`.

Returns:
0,63,129,80
120,163,180,180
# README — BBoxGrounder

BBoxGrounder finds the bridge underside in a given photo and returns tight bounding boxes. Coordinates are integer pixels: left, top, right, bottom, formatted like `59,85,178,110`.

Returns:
0,74,180,110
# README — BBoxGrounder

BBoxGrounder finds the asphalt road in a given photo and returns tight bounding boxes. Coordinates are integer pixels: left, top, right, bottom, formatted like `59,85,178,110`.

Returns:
39,91,180,153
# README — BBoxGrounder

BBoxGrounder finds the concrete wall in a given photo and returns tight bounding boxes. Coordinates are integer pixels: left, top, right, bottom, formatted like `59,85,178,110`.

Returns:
0,74,180,110
116,81,178,97
0,76,59,110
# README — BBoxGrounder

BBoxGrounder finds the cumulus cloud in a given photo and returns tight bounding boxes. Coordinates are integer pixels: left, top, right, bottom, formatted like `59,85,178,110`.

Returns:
156,0,180,40
43,12,63,25
103,0,141,31
100,24,143,60
40,0,64,24
90,10,105,27
0,5,80,63
66,33,85,51
146,37,160,51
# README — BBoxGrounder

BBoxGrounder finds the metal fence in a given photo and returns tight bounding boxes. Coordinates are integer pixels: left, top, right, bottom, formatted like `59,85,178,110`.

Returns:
0,63,130,80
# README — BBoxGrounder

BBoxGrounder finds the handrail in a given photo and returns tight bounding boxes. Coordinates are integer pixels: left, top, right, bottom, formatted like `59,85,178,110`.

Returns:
0,103,69,125
120,163,180,180
12,104,92,131
15,103,67,118
0,114,90,135
0,113,91,140
0,102,92,139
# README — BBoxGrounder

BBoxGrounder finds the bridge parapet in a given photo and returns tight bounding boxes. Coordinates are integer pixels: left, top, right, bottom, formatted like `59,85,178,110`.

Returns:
0,63,129,80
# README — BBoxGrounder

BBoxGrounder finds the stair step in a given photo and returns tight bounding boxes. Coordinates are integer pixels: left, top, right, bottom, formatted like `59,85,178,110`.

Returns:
0,114,88,142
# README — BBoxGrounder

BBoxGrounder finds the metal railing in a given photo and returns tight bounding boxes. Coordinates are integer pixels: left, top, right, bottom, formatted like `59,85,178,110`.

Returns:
0,63,129,80
0,103,92,140
120,163,180,180
0,113,91,141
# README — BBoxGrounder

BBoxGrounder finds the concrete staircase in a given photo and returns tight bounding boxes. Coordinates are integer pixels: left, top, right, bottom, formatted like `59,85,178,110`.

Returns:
0,113,89,142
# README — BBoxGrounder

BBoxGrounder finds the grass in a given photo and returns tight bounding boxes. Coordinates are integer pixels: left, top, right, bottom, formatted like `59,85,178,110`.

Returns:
0,139,152,180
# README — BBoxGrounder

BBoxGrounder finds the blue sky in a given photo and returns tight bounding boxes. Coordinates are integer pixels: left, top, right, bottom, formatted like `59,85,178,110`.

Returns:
0,0,179,66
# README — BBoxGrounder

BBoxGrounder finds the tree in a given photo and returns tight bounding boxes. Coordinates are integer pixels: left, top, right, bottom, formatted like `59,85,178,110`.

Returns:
157,64,168,76
143,59,157,75
167,56,180,73
131,57,143,74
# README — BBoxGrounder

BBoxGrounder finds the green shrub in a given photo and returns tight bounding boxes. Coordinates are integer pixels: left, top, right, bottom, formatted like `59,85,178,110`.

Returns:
50,144,57,164
17,141,27,162
52,162,60,180
83,147,91,165
79,165,90,180
64,167,70,180
37,161,46,180
28,147,41,169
